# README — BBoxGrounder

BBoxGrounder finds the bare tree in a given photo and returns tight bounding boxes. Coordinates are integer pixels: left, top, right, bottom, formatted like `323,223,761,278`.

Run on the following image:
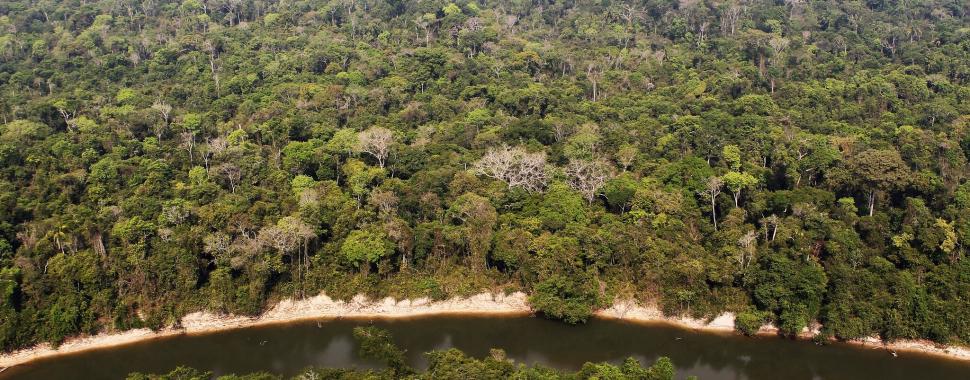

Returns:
474,145,549,192
761,215,781,241
368,189,399,216
768,37,789,59
203,232,232,264
785,0,806,18
502,14,518,35
700,176,724,230
203,39,220,96
767,36,790,92
150,101,172,139
696,21,710,46
616,4,644,48
161,203,189,226
617,4,644,28
54,101,77,131
615,144,637,172
737,231,757,271
204,233,232,255
258,225,297,257
258,216,315,297
475,146,516,183
586,63,602,101
179,131,196,162
298,187,320,208
209,135,228,154
201,136,227,173
831,35,848,55
552,122,573,143
226,239,253,270
151,101,172,122
721,3,745,36
216,162,242,193
565,159,615,204
219,0,244,25
258,217,313,257
357,127,394,168
416,14,435,46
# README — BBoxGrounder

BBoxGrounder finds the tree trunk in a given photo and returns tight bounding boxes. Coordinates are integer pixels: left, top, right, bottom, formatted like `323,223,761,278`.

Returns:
867,190,875,217
711,196,718,230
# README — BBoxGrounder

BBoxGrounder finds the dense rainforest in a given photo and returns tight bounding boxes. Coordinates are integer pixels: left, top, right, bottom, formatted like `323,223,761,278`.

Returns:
1,0,970,352
125,327,679,380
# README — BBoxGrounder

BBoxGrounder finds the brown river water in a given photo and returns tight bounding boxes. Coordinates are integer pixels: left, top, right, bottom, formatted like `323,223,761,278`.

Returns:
3,315,970,379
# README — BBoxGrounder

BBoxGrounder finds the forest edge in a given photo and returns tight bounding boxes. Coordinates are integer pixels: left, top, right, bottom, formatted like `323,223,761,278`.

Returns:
1,291,969,370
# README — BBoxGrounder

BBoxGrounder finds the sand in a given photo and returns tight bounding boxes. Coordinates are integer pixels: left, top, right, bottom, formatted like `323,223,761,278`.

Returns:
0,292,531,368
845,336,970,361
595,299,970,361
2,293,969,369
594,299,737,332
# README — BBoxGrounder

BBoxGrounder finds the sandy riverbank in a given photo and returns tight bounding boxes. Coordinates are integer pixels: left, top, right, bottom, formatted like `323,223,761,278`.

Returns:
844,336,970,361
0,292,532,369
2,293,970,369
595,299,970,361
594,299,737,333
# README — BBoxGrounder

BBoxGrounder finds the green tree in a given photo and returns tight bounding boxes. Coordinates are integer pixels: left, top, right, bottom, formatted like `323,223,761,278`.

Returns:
750,253,828,335
722,171,758,208
341,228,395,272
722,145,742,171
352,326,413,376
832,149,910,216
448,193,497,270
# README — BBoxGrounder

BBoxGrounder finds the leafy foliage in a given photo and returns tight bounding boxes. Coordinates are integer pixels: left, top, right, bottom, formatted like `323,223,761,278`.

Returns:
1,0,970,351
128,327,678,380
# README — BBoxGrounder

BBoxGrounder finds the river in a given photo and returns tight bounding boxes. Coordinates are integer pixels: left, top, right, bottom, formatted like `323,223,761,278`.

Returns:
3,315,970,379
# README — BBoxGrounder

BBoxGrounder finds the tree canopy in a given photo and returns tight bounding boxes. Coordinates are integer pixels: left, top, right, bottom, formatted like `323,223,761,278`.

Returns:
1,0,970,351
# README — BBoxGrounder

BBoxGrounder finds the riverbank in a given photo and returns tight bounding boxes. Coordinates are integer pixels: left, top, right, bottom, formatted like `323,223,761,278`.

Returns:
2,292,970,369
594,299,738,333
0,292,532,368
595,299,970,362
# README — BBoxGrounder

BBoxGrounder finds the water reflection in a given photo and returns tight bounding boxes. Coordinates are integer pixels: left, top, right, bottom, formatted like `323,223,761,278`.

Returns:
3,316,969,380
